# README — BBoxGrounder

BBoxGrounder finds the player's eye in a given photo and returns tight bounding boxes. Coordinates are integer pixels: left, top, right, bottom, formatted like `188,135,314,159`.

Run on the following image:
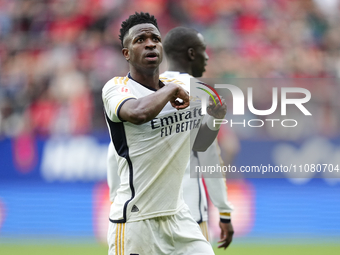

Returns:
137,38,144,43
153,37,160,42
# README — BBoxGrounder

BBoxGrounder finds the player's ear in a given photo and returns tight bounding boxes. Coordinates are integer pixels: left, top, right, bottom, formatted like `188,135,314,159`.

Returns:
188,48,195,61
122,48,130,61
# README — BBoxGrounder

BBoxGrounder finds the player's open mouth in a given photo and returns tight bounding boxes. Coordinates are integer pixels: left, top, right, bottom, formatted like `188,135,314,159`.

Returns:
145,52,158,61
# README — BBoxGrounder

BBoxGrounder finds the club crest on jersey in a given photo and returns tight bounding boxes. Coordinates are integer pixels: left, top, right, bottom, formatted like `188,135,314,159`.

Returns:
120,87,130,93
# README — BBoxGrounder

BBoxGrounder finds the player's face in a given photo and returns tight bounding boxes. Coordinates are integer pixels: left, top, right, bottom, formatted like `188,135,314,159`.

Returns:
122,23,163,73
192,33,209,78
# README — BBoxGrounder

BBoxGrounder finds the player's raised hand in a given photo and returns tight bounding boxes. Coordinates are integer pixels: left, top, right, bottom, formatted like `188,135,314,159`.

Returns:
207,95,227,119
217,221,234,250
166,82,190,110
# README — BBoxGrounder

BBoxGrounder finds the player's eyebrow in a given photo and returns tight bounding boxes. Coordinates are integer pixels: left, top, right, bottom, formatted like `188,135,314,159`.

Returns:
134,30,160,37
132,31,161,42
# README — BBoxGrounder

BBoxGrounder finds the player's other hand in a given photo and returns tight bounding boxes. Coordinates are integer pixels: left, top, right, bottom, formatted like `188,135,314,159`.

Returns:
207,95,227,119
166,82,189,110
217,221,234,250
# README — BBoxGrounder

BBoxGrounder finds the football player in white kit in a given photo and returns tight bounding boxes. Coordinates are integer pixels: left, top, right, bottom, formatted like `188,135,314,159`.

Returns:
103,12,227,255
161,26,234,250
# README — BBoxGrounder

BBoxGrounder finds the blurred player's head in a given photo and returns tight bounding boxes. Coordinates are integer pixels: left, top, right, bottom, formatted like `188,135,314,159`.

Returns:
163,27,209,78
120,12,163,75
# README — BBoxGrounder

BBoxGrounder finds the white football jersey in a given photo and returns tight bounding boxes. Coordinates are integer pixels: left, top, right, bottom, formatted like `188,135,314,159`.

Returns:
107,142,120,202
103,75,203,223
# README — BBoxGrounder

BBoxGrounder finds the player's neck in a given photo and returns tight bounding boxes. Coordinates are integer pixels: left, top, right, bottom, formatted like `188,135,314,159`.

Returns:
167,62,192,76
129,68,161,90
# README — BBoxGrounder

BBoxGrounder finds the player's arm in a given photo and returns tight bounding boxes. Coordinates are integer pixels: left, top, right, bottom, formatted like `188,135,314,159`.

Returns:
118,83,189,124
193,95,227,151
103,81,189,124
198,139,234,249
204,177,234,249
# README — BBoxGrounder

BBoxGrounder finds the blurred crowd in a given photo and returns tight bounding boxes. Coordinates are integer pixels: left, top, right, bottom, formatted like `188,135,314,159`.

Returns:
1,0,340,139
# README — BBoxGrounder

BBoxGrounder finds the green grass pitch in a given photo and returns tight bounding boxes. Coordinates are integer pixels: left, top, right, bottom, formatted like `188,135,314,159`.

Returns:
0,243,339,255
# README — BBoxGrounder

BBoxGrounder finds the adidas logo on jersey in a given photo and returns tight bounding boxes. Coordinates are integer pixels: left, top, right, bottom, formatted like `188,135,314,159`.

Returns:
131,205,139,212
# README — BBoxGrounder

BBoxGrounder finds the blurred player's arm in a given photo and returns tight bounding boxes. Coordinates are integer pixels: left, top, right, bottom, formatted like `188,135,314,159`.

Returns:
217,125,240,169
200,139,234,250
204,176,234,249
193,95,227,151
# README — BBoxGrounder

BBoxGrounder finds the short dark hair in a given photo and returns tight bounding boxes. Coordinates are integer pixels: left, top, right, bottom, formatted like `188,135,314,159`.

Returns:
119,12,159,48
163,27,200,59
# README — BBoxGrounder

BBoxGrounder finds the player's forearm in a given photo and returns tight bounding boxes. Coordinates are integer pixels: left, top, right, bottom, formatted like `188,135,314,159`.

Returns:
193,115,223,151
118,84,180,125
193,95,227,151
204,177,233,222
205,178,233,210
193,124,218,151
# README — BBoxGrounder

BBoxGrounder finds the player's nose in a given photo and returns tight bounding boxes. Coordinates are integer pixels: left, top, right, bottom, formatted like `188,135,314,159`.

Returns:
205,51,209,61
145,38,156,49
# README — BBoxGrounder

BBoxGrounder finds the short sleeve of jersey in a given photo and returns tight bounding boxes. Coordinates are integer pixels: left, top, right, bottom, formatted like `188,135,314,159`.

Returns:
102,77,137,122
